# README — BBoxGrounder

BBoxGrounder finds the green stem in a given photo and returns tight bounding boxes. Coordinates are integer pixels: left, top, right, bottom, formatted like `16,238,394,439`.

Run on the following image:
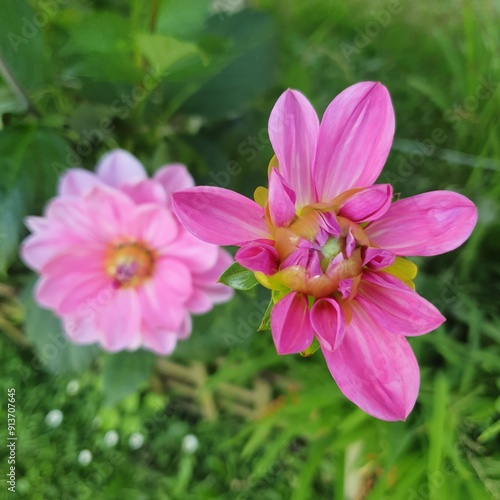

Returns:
0,53,40,119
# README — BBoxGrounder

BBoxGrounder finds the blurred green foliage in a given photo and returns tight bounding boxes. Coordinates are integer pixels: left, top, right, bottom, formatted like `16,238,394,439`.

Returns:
1,0,500,498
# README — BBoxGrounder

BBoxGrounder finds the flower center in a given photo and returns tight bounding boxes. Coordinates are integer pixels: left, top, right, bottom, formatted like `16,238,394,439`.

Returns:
272,208,366,298
105,242,155,288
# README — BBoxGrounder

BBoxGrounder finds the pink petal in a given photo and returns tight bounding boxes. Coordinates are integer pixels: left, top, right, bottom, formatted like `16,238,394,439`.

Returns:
24,216,49,233
310,298,346,351
62,315,100,344
235,241,278,275
21,230,83,271
356,271,445,336
322,300,420,421
58,168,102,196
338,184,393,223
130,205,178,250
268,168,297,227
190,249,234,309
154,164,195,205
83,186,138,240
141,324,178,355
172,187,270,246
362,247,396,270
271,292,314,355
365,191,478,256
96,288,142,352
268,89,319,207
96,149,147,188
164,226,219,273
121,179,167,205
137,258,191,330
314,82,395,202
35,248,108,312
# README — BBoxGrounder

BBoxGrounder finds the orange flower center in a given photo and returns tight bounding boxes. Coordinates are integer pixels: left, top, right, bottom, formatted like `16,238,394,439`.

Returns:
105,242,155,288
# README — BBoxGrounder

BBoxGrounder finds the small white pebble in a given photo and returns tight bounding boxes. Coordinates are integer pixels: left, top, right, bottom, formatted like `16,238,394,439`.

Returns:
78,450,92,466
103,430,119,448
66,380,80,395
182,434,199,455
129,432,144,450
45,409,63,428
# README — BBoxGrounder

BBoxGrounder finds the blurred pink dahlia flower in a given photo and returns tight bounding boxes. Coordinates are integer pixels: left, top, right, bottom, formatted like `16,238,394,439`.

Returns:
172,82,478,421
21,150,233,355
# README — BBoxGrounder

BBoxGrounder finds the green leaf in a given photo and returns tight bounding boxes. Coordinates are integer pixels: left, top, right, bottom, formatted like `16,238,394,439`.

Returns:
137,33,200,74
21,278,99,374
156,0,212,39
0,127,71,273
102,350,156,406
218,262,259,290
182,10,276,120
0,0,49,92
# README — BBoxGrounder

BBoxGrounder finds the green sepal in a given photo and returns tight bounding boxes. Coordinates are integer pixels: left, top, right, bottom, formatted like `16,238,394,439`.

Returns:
218,262,259,290
257,299,273,331
300,337,321,357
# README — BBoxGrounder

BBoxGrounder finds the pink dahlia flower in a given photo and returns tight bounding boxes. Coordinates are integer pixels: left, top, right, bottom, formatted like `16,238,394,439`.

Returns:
21,150,233,355
172,82,478,421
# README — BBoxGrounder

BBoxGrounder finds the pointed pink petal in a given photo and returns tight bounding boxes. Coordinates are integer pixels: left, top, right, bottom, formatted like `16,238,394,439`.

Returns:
154,164,195,206
268,89,319,207
268,168,297,227
172,187,270,246
96,149,147,187
339,184,393,223
356,271,445,336
59,168,102,196
235,241,278,275
362,247,396,270
322,300,420,421
96,288,142,352
121,179,167,204
314,82,395,202
24,216,49,233
271,292,314,355
365,191,478,256
310,298,346,351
